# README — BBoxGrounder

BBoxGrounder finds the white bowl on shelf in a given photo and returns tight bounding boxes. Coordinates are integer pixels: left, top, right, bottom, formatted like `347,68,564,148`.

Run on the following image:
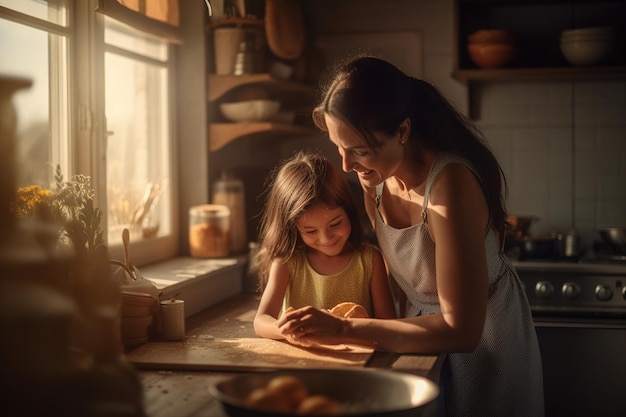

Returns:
560,27,615,66
561,26,615,39
220,100,280,122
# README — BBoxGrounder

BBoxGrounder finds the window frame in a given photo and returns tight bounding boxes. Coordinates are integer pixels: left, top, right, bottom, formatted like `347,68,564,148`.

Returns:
86,0,180,266
101,14,179,264
1,0,181,267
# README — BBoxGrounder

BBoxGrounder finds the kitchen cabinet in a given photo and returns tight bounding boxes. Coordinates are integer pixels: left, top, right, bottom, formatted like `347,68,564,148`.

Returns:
453,0,626,83
207,18,317,152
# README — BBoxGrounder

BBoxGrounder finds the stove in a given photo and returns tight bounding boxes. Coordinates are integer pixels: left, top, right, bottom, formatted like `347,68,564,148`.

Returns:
510,240,626,315
511,257,626,417
513,259,626,318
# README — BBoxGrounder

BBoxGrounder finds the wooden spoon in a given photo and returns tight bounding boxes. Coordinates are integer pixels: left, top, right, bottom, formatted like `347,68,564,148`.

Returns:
122,228,135,278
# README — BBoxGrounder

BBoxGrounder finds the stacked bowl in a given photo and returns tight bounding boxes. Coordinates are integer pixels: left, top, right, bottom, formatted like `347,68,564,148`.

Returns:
467,29,518,69
560,26,615,66
120,290,156,348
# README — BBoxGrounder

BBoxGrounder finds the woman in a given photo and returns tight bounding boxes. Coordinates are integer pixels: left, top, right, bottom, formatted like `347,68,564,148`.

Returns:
253,150,396,342
276,56,544,416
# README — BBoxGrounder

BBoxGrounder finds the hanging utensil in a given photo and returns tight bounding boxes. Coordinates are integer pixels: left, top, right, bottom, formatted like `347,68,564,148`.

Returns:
265,0,306,60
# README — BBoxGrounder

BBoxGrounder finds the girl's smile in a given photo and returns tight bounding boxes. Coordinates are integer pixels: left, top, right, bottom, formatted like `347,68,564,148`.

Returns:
295,202,351,257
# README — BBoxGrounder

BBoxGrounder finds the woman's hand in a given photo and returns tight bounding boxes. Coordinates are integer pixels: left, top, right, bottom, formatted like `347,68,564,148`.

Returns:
276,306,347,346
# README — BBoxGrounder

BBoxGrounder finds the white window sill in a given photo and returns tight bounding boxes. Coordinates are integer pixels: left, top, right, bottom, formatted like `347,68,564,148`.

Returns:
139,255,249,318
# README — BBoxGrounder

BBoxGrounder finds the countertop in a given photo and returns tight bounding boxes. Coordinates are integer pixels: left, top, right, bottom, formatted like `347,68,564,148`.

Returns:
131,294,444,417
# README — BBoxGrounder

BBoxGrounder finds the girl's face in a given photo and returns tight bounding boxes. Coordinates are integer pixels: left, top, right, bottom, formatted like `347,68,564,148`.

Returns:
295,202,351,257
324,114,406,187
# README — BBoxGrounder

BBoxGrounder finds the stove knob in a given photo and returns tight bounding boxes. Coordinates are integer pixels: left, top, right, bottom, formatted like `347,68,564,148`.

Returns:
562,282,580,300
535,281,554,298
595,284,613,301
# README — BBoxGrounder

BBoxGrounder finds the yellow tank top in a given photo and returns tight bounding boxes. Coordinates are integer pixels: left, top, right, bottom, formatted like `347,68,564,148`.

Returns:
281,244,376,317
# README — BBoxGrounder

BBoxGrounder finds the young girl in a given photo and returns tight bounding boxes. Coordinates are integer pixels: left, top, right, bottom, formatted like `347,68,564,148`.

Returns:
253,150,396,342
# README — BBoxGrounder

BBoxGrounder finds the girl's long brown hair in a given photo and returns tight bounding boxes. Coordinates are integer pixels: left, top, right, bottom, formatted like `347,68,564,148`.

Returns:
253,150,364,290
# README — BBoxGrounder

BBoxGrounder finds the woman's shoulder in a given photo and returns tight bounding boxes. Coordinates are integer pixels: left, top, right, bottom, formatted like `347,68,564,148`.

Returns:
429,160,482,201
433,152,476,175
426,152,476,188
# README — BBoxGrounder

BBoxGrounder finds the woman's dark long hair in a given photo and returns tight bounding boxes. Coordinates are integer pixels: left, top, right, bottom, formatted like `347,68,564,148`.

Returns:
312,55,509,238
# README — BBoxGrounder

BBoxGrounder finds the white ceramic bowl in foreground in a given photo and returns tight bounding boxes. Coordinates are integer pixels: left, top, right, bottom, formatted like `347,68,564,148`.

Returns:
220,100,280,122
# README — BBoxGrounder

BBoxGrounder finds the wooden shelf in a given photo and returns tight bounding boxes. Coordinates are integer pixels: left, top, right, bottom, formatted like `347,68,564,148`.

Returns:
453,0,626,84
453,65,626,82
208,73,315,102
206,17,264,30
208,123,316,152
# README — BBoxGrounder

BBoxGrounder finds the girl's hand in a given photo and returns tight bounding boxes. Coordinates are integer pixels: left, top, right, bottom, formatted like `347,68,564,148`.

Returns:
276,306,347,346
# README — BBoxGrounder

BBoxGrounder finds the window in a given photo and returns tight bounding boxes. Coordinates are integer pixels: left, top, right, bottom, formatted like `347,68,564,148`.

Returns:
104,17,172,247
0,0,70,187
0,0,179,266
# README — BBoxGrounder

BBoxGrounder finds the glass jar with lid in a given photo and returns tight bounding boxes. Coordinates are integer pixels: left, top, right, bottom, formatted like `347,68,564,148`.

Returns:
189,204,230,258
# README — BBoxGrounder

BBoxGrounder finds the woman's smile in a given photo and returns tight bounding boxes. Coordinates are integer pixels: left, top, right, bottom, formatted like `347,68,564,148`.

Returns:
355,169,375,183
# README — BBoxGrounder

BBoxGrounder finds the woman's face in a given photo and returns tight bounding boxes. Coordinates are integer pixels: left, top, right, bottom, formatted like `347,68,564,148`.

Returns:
324,114,406,188
296,202,351,257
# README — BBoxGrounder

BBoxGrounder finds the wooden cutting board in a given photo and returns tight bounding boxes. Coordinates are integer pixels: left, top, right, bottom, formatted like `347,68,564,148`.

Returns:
127,336,374,371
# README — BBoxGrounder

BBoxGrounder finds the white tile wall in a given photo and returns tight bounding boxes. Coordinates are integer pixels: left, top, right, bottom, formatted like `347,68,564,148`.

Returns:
477,81,626,248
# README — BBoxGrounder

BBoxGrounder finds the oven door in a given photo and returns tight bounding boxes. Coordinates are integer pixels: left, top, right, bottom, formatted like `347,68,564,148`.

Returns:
533,315,626,417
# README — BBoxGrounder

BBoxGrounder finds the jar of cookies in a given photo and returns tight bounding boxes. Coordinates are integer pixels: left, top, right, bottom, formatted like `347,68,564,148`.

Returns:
189,204,230,258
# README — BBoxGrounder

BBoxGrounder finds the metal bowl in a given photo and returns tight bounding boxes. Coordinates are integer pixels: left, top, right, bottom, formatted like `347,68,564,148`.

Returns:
210,368,439,417
599,228,626,247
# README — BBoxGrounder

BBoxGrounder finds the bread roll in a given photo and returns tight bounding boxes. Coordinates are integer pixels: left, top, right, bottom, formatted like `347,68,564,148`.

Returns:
245,374,340,414
330,302,369,318
266,375,308,409
297,394,340,415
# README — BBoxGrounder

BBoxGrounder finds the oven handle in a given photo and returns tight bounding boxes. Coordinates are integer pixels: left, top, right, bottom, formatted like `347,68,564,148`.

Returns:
534,321,626,330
